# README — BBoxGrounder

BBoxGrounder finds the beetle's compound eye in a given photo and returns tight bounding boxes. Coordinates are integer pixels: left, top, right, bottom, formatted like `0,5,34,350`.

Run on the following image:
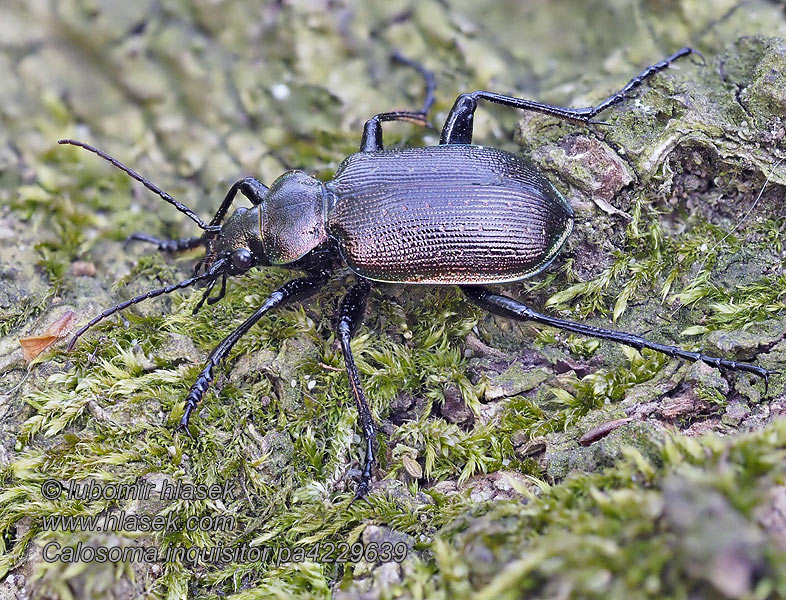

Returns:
231,248,254,271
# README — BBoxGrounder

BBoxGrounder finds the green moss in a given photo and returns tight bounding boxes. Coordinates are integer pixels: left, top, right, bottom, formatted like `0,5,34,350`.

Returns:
498,348,668,438
3,2,786,599
391,422,786,600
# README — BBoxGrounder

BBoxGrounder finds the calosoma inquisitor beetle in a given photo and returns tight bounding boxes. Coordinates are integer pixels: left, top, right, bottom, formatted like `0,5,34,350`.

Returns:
62,49,773,499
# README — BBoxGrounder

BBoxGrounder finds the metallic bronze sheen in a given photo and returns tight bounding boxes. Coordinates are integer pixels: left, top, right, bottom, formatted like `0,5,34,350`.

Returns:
326,144,573,284
261,171,327,265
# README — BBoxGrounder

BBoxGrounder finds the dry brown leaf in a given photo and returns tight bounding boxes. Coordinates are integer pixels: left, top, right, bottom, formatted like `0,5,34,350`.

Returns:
402,455,423,479
19,311,77,362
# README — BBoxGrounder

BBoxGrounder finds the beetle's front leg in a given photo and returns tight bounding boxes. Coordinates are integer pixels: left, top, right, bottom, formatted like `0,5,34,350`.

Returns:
179,270,331,432
335,278,376,500
460,285,773,386
207,176,269,228
126,177,269,255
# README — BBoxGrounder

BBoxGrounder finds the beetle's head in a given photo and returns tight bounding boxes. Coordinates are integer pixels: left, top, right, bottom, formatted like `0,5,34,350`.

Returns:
197,206,269,279
186,207,269,312
200,170,327,275
57,139,329,318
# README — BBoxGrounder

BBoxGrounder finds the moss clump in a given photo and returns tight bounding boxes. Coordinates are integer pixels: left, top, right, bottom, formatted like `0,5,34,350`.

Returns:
377,422,786,600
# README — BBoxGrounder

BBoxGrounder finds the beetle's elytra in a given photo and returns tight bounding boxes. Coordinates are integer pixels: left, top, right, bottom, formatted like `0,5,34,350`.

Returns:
61,49,774,500
327,145,573,284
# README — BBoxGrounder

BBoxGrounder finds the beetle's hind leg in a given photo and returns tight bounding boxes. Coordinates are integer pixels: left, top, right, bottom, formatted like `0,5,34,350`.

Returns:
335,278,377,500
359,53,437,152
460,285,773,388
440,47,698,144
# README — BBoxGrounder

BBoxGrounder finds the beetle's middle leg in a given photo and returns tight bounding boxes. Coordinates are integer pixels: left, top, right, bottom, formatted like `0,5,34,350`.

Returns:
460,285,773,384
440,47,697,144
179,269,331,432
335,278,377,500
359,54,436,152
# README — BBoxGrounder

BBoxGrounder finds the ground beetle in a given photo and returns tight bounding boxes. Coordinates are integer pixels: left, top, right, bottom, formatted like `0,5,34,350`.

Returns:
62,49,773,499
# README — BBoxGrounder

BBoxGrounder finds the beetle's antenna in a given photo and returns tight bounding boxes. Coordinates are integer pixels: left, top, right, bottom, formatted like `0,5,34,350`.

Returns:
58,139,211,231
67,258,228,351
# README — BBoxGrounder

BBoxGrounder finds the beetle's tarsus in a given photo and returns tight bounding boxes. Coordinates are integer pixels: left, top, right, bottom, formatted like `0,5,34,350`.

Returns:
439,48,696,145
177,272,333,434
350,481,372,506
685,47,706,66
390,51,436,115
359,52,436,152
176,417,196,439
760,369,780,395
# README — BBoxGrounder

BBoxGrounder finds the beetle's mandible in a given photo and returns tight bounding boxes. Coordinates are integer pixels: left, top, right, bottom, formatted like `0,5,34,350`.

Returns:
61,49,774,500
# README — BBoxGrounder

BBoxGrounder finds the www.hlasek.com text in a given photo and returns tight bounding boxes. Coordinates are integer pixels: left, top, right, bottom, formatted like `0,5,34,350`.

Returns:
41,509,236,533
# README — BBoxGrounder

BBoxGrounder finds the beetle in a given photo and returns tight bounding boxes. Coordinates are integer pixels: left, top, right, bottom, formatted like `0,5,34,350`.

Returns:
61,49,773,499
